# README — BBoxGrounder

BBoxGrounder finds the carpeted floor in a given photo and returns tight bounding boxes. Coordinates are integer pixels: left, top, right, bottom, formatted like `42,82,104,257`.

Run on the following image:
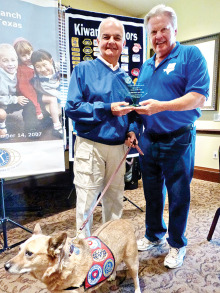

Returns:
0,178,219,293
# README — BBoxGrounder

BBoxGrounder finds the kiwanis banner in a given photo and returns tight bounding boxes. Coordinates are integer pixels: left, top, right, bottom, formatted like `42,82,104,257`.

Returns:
65,8,145,160
0,0,65,179
66,8,145,80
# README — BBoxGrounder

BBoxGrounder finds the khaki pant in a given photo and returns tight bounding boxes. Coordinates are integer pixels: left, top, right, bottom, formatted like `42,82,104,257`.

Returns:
74,136,127,238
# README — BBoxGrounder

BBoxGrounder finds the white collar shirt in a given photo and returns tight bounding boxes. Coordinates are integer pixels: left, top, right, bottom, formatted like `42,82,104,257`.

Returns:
98,55,120,71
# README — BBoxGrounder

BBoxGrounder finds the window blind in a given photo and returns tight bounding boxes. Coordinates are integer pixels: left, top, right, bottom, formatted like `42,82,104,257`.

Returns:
58,3,68,107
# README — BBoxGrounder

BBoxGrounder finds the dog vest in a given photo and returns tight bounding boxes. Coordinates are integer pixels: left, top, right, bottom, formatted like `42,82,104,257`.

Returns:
84,236,115,289
65,236,115,291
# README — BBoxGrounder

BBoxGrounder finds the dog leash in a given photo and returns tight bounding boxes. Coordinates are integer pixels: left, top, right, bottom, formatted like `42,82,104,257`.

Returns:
76,139,144,237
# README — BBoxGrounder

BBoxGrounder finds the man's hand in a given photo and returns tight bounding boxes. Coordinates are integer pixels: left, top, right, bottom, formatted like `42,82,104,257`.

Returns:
17,96,29,106
111,102,134,116
134,99,162,115
125,131,138,147
134,92,206,115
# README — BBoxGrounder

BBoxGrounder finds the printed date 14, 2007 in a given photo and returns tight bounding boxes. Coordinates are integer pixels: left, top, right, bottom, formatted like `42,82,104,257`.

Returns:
17,132,42,138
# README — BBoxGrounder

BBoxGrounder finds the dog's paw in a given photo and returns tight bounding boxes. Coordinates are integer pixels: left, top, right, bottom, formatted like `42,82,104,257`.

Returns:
43,266,57,278
109,284,119,291
108,273,116,282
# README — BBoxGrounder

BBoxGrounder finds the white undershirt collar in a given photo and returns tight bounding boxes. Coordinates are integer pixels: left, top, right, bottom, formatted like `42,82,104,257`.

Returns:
98,56,119,71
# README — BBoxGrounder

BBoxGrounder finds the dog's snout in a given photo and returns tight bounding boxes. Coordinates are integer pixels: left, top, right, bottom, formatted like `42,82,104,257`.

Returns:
4,262,11,271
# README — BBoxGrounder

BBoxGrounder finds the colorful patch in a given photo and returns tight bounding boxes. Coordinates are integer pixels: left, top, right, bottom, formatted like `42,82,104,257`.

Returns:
82,38,92,46
93,47,100,52
72,52,80,56
121,55,129,63
71,47,80,52
72,60,80,65
93,248,107,262
85,236,115,289
93,39,98,46
71,37,79,47
131,68,140,77
132,54,140,62
121,63,129,72
72,56,80,61
134,43,142,49
122,46,129,55
93,51,100,57
132,45,140,53
103,258,114,278
133,78,138,85
83,46,93,54
83,55,93,61
87,237,101,249
87,264,102,286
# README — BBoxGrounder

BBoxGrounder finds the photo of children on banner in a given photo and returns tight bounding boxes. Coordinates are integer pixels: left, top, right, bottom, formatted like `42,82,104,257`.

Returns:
0,39,62,140
14,38,43,121
31,49,62,138
0,43,29,139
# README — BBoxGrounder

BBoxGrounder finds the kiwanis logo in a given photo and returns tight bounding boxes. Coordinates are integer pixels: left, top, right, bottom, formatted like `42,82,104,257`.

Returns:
0,148,21,168
124,76,133,85
0,149,10,167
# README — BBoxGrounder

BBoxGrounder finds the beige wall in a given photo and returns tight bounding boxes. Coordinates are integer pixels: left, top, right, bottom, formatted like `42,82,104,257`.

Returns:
170,0,220,170
62,0,220,170
61,0,130,16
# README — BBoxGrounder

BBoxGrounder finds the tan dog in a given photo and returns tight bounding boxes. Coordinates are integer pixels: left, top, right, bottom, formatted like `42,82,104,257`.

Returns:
5,219,141,293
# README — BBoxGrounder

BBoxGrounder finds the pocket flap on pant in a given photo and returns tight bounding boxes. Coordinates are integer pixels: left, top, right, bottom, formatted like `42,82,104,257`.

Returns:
75,149,91,160
74,149,93,174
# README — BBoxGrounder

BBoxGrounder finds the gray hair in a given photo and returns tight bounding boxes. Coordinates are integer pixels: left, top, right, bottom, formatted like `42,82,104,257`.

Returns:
144,4,177,31
97,17,125,42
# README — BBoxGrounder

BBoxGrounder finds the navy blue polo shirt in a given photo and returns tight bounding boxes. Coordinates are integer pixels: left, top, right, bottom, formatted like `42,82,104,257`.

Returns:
138,42,210,133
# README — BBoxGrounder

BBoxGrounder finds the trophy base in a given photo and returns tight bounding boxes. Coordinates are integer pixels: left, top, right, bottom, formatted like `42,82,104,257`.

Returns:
132,97,140,107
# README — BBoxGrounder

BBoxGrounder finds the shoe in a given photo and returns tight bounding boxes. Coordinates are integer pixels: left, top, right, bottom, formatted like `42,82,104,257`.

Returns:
124,180,138,190
52,127,63,139
137,236,166,251
164,246,186,269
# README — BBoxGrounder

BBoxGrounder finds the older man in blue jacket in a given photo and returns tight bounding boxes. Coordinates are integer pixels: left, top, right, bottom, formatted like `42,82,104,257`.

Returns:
65,17,137,238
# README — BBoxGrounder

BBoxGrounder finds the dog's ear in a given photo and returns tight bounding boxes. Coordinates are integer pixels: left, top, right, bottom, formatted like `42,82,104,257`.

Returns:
43,233,68,278
48,233,67,257
33,223,42,235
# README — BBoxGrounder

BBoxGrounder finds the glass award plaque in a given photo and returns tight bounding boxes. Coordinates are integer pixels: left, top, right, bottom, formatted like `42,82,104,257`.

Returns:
128,84,144,107
119,76,145,107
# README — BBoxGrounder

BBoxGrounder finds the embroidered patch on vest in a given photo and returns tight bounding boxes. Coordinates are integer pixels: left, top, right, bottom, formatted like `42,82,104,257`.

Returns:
84,236,115,289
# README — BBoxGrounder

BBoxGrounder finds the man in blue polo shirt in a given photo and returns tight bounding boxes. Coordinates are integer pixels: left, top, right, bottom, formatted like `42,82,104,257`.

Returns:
135,4,210,268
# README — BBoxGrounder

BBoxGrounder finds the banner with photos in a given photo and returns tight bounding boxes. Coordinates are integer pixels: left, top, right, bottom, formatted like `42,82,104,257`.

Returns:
65,8,145,160
0,0,65,179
